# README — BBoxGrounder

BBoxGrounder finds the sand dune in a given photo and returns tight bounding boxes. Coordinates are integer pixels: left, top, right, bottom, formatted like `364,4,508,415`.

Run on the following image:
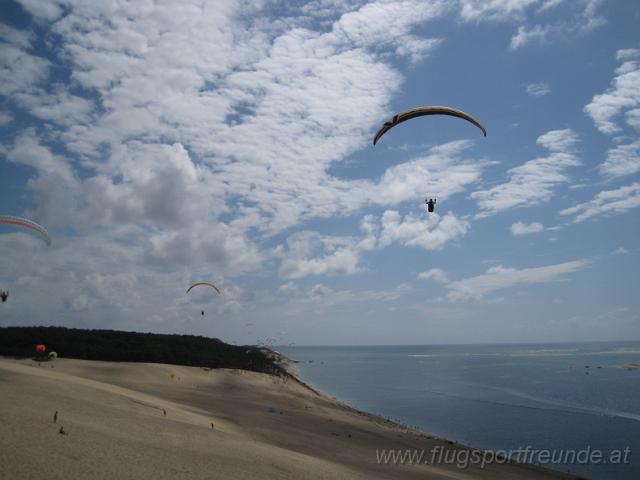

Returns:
0,358,576,479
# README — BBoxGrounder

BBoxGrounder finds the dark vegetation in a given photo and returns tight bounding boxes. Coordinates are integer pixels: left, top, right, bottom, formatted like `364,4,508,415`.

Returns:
0,326,286,375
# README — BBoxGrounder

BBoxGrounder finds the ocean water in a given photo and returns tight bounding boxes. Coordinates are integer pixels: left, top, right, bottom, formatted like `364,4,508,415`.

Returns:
280,342,640,480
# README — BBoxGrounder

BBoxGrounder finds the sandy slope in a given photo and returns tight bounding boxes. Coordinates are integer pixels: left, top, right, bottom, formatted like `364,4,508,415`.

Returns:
0,358,576,480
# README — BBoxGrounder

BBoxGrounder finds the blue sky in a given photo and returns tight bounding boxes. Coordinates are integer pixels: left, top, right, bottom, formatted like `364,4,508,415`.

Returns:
0,0,639,346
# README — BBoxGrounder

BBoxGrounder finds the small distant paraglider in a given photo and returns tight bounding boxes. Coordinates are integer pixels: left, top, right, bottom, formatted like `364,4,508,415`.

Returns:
0,215,51,246
0,290,8,303
35,344,46,354
186,282,221,316
186,282,221,295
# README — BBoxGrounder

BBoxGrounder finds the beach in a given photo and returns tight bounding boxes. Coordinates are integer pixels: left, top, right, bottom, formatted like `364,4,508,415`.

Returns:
0,357,577,480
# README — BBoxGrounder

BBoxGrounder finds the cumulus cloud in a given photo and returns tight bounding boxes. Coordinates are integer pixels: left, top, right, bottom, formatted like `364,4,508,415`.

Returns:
599,140,640,178
377,210,470,251
278,231,361,279
584,48,640,134
560,182,640,223
472,129,580,217
510,221,544,235
612,247,629,256
446,260,589,301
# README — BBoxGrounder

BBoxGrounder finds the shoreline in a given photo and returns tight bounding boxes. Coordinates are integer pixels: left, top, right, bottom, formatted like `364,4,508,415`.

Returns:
280,356,582,480
1,356,581,479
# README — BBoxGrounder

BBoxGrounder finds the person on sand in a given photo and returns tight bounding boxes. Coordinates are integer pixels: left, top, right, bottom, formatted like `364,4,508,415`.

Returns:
58,426,66,435
54,411,58,423
0,290,8,302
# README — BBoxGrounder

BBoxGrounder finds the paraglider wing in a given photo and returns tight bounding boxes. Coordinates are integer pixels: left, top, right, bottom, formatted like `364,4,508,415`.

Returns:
186,282,221,295
35,344,46,353
373,106,487,145
0,215,51,246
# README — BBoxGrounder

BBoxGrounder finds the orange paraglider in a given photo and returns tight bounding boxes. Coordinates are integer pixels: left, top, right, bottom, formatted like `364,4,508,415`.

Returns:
186,282,221,295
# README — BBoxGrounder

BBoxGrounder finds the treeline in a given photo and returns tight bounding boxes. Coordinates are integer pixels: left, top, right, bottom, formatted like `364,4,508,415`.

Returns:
0,326,284,375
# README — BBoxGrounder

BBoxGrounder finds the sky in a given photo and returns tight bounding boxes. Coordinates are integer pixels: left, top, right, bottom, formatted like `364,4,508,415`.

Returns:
0,0,639,346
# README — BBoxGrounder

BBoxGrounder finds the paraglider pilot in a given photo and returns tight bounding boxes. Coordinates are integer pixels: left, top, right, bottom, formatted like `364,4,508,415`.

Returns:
0,290,8,302
426,198,436,213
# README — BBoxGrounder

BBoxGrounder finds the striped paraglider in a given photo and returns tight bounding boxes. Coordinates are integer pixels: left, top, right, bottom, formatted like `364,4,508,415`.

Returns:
0,215,51,246
186,282,221,316
186,282,221,295
373,106,487,145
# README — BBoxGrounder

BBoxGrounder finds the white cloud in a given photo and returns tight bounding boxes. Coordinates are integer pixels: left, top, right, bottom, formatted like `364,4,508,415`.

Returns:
536,128,580,152
612,247,629,256
278,231,361,279
472,129,580,217
455,0,604,50
6,129,75,183
510,24,550,50
525,81,551,97
300,281,414,306
510,221,544,235
14,0,65,22
617,49,640,62
560,182,640,223
447,260,589,301
0,41,49,98
510,0,604,50
418,268,448,283
458,0,538,22
584,48,640,134
0,23,33,49
377,210,470,251
0,110,13,127
599,140,640,178
279,282,299,296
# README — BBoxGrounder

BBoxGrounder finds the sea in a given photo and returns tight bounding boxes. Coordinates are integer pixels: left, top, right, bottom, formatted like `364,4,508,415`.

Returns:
280,342,640,480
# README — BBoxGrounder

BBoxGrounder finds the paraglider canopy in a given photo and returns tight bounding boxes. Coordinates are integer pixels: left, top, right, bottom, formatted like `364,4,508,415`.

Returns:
48,351,58,359
35,344,46,353
373,106,487,145
186,282,221,295
0,215,51,246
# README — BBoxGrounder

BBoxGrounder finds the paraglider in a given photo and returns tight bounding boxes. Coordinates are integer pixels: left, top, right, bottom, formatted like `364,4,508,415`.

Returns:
186,282,221,295
0,290,7,303
0,215,51,246
186,282,220,316
426,198,437,213
373,106,487,145
48,351,58,359
35,344,46,354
